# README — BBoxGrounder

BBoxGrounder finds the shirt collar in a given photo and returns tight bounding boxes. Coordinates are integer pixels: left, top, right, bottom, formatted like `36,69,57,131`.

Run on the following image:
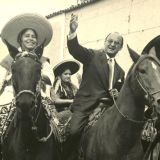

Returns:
106,54,115,61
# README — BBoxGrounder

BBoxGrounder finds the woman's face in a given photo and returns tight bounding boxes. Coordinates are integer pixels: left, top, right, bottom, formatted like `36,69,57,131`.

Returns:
20,29,38,52
60,69,72,83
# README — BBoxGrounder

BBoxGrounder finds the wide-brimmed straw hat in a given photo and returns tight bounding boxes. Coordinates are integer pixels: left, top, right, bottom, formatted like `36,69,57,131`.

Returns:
53,60,80,77
1,13,53,48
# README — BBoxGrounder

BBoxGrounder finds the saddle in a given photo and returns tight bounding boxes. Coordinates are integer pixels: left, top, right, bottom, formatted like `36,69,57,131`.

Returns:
0,103,15,134
43,97,112,145
42,98,72,143
85,97,112,130
78,98,113,160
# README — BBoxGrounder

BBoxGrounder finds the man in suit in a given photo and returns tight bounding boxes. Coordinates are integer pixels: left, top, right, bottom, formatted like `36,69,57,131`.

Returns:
67,14,125,138
63,15,125,160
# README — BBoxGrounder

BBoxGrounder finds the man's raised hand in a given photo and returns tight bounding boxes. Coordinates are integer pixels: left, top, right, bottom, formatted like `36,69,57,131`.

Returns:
70,13,78,34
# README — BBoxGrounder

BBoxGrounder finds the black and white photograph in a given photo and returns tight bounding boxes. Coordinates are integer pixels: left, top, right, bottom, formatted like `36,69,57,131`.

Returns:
0,0,160,159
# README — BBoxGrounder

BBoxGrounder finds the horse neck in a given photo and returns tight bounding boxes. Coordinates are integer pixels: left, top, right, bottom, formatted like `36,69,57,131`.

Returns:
33,97,50,137
14,115,35,147
98,78,145,151
15,97,49,144
116,79,145,122
103,78,145,151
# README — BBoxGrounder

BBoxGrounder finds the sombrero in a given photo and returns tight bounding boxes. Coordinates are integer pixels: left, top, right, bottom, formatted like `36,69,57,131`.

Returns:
142,35,160,54
53,60,80,77
1,13,53,48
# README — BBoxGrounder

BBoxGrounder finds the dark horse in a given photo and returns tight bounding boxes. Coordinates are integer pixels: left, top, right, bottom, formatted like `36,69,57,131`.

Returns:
2,53,60,160
70,47,160,160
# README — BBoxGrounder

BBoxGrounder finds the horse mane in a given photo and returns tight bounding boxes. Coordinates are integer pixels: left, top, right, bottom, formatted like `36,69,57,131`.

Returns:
14,52,41,64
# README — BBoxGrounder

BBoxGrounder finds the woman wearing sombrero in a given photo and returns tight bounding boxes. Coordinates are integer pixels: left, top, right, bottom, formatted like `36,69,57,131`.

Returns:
0,13,54,102
50,60,80,142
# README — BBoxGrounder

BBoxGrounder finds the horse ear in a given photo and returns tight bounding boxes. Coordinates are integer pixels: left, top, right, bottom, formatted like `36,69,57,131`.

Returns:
4,39,19,59
148,46,157,57
127,44,140,63
41,74,52,86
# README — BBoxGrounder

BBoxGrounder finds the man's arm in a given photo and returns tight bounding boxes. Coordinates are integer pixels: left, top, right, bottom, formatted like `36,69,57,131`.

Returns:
67,14,94,64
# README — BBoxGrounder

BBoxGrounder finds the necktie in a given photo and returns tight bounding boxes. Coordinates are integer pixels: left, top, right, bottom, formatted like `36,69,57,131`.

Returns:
108,58,114,90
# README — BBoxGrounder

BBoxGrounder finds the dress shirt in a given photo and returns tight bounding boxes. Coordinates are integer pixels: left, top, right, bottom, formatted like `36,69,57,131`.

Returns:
106,54,115,90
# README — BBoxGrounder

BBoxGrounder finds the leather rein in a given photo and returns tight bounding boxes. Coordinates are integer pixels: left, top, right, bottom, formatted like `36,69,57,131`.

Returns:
112,56,160,124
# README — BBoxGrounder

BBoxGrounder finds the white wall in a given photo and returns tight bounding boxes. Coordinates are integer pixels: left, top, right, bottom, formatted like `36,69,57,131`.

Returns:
47,0,160,75
1,0,160,78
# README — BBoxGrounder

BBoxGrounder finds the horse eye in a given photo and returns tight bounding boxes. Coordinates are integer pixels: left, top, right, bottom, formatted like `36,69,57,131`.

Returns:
138,68,146,74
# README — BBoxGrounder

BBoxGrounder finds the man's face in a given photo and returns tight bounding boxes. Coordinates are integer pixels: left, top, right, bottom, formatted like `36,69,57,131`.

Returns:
104,33,123,58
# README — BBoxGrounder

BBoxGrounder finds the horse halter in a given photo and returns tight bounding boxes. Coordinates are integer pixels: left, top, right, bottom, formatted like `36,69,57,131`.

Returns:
113,55,160,124
135,56,160,106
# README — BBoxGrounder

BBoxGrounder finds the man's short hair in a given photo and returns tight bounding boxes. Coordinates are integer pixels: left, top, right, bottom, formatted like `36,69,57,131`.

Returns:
105,32,123,47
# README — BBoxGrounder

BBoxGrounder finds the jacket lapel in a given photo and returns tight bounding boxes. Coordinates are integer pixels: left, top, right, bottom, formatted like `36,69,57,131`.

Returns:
98,52,109,89
113,61,120,87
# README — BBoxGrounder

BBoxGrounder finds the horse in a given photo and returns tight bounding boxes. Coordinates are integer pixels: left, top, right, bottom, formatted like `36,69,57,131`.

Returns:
1,53,60,160
65,46,160,160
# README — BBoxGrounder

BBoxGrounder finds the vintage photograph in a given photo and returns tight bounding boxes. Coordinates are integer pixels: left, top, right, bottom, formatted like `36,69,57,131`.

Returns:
0,0,160,159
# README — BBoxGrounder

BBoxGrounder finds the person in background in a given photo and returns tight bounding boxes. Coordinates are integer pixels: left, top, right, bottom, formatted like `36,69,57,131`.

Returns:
50,60,80,143
50,60,80,142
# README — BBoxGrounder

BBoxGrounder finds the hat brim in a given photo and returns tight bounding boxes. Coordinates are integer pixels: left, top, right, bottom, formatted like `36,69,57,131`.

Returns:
1,13,53,48
142,35,160,54
53,60,80,77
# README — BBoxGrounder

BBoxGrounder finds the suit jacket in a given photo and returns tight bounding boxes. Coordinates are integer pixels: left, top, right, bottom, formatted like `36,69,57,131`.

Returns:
67,36,125,113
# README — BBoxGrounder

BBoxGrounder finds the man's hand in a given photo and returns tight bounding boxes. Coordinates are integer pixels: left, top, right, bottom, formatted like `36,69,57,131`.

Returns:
69,13,78,34
109,89,119,99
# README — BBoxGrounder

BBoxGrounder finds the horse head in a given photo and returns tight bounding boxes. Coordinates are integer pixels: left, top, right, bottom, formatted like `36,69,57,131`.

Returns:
128,45,160,115
11,53,42,119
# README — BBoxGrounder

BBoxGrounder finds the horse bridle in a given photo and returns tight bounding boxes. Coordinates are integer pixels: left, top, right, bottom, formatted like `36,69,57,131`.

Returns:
12,53,41,107
12,53,53,142
15,90,36,100
135,56,160,106
136,73,160,106
113,56,160,124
